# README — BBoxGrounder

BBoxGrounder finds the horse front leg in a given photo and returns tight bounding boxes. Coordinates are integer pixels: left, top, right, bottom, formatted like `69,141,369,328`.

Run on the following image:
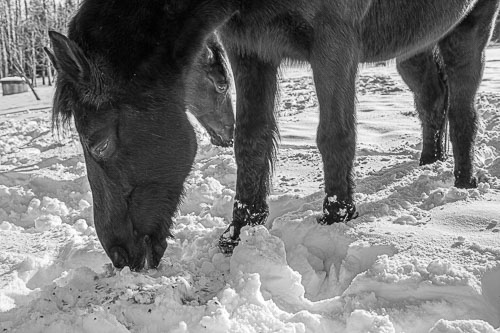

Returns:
310,30,359,225
218,51,279,254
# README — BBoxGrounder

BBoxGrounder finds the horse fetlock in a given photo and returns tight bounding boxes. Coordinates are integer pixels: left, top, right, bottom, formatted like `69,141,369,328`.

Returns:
318,195,358,225
233,200,269,227
454,172,477,189
419,141,448,165
419,151,447,166
420,128,448,166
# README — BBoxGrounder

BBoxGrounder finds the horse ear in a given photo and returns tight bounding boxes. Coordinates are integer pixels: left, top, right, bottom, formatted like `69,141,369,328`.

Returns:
206,34,229,67
48,30,91,84
173,1,236,64
44,46,58,69
164,0,190,18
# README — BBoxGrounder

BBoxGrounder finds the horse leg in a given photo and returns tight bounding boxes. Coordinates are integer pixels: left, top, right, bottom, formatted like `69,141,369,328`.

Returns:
438,0,499,188
397,49,449,165
218,51,279,254
311,26,359,224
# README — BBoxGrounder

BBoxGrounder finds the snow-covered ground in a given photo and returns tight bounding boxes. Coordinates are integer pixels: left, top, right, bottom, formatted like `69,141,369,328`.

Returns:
0,48,499,333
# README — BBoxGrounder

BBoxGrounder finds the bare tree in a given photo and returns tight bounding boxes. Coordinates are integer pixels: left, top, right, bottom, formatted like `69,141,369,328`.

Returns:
0,0,77,83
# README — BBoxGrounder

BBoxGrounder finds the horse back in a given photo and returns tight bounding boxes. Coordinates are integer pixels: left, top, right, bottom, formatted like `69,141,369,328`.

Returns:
223,0,493,64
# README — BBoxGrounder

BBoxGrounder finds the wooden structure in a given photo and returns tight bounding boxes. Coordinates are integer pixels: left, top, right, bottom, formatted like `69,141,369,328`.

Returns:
1,77,28,96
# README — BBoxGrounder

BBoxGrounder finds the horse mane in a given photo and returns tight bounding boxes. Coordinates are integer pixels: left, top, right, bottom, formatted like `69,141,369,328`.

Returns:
51,0,169,132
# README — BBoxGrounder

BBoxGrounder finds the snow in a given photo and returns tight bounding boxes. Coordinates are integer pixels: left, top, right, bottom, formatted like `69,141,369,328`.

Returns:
0,47,499,332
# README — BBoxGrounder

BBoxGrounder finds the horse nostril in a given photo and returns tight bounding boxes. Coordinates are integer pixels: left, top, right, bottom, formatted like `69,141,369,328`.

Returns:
110,246,129,268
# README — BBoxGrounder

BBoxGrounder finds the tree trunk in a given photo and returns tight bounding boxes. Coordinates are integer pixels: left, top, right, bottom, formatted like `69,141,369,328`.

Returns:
22,73,41,100
31,31,36,87
11,0,18,67
12,62,41,100
24,0,28,20
6,0,13,76
0,27,7,77
46,56,52,86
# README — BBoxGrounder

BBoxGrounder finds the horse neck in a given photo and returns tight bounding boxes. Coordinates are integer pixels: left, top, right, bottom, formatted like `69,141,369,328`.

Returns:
69,0,173,75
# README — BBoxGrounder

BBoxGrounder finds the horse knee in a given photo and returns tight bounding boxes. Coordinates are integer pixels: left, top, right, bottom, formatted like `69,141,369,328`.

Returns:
316,126,356,152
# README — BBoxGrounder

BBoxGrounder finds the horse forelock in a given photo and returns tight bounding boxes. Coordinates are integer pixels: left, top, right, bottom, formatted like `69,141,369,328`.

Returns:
51,67,112,134
52,77,74,132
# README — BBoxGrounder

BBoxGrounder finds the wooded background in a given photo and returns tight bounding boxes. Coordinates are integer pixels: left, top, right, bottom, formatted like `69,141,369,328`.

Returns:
0,2,499,87
0,0,80,86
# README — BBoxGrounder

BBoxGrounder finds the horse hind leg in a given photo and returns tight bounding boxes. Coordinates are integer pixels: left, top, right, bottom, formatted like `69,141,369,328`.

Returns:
396,48,449,166
438,0,500,188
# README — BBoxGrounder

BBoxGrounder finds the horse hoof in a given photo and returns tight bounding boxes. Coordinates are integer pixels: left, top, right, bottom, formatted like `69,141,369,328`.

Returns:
419,156,437,166
109,246,129,268
454,176,477,189
218,225,239,255
419,154,447,166
318,196,358,225
219,201,269,255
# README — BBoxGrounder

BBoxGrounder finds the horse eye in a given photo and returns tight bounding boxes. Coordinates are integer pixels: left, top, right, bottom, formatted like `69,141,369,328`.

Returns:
92,139,110,158
215,82,228,93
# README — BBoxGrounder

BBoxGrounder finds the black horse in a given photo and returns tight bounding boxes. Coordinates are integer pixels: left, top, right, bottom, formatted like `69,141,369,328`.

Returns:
48,0,499,269
46,4,234,269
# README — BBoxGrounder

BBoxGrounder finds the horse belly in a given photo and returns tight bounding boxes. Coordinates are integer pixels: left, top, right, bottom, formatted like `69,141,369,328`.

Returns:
360,0,480,62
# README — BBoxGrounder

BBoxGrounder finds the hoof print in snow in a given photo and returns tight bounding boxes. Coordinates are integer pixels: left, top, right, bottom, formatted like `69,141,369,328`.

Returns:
318,196,358,225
